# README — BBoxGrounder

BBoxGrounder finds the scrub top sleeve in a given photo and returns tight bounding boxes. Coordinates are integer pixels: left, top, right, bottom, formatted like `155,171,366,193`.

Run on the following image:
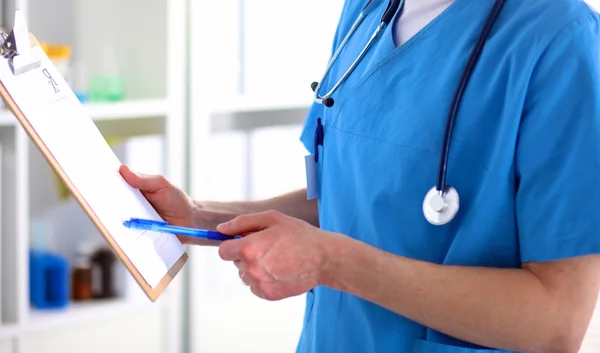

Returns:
516,14,600,263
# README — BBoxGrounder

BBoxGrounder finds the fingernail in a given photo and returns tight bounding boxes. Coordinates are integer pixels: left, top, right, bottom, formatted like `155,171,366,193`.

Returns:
216,222,228,231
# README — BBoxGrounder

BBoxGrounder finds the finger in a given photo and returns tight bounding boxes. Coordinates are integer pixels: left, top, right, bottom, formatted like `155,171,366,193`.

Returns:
238,269,258,288
218,237,247,261
177,235,221,247
119,164,141,187
234,261,252,283
234,259,244,271
216,210,281,235
250,286,266,300
119,164,169,192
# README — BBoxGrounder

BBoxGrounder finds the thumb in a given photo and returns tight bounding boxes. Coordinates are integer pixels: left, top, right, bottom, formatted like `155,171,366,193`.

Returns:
119,164,169,192
216,211,280,235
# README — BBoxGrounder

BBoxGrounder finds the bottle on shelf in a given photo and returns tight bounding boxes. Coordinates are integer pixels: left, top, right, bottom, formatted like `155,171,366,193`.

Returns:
71,242,95,301
29,218,70,310
91,246,117,299
72,242,119,301
72,60,89,103
89,45,124,102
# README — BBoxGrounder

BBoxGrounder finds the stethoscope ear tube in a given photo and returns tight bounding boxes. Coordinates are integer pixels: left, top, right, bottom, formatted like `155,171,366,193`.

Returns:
382,0,403,25
311,0,402,107
311,82,335,107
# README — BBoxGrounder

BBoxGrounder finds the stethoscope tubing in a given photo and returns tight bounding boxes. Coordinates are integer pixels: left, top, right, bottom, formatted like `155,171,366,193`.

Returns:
435,0,507,193
312,0,403,106
312,0,507,225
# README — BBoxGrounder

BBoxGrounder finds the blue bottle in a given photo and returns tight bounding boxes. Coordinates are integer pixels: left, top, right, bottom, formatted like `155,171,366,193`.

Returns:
29,250,70,310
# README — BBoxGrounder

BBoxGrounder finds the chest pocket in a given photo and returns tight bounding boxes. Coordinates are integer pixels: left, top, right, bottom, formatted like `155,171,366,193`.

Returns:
328,52,475,160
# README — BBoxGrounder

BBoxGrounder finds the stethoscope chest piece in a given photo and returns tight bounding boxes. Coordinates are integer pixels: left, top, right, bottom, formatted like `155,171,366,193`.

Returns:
423,186,459,226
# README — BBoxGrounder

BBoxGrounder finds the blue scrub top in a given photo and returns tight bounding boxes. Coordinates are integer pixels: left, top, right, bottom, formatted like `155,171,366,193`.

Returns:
297,0,600,352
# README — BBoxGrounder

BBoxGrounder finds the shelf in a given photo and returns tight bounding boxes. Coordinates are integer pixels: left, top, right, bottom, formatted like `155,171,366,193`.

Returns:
86,99,169,137
25,298,162,334
0,99,169,137
0,299,164,338
210,94,311,132
85,99,170,122
0,324,19,340
211,94,312,115
0,107,16,127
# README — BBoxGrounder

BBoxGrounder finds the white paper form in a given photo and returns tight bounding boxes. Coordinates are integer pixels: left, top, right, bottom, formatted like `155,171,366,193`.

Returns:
0,46,186,288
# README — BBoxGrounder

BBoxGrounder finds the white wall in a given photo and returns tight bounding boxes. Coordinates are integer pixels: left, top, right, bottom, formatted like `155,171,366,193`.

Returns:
241,0,342,98
581,299,600,352
191,126,308,353
249,126,308,200
188,0,344,350
27,0,75,45
0,340,12,353
586,0,600,11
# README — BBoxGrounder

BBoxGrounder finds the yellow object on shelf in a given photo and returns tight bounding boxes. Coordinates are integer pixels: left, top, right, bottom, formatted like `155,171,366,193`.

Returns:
39,42,72,60
53,137,125,202
39,41,72,82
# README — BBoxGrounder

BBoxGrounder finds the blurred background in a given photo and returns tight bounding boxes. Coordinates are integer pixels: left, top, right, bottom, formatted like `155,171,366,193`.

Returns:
0,0,599,352
0,0,344,352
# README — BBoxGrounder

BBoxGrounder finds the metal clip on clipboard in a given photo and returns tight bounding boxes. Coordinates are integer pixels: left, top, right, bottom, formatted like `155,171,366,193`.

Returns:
0,10,42,75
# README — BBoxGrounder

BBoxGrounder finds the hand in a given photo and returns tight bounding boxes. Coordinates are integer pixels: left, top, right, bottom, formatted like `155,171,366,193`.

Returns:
120,164,222,245
120,164,195,225
217,210,339,301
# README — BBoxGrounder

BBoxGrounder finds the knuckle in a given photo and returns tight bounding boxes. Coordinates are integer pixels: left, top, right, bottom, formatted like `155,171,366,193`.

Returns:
245,266,261,280
239,243,255,260
251,287,263,299
153,175,172,190
265,210,281,220
156,174,169,184
256,281,269,295
233,214,248,225
263,291,278,301
255,283,277,301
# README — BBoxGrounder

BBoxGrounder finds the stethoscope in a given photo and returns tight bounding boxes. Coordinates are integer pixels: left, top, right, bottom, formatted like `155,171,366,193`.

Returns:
311,0,507,226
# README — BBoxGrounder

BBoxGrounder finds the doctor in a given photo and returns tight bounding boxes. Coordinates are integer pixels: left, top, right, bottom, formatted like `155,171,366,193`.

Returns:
121,0,600,352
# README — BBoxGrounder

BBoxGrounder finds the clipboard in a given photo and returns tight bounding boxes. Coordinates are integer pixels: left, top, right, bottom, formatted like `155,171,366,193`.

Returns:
0,11,188,302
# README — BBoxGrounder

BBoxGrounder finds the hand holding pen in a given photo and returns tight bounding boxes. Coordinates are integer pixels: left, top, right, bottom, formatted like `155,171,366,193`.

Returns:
123,218,241,242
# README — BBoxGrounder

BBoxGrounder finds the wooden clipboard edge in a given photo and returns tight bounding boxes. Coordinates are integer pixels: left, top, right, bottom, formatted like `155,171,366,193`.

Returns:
0,38,188,302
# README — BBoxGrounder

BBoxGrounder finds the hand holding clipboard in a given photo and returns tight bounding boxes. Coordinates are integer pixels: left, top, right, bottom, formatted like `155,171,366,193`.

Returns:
119,164,240,246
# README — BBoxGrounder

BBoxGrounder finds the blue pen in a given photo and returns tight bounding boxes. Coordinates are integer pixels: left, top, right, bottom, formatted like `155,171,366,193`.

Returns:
122,217,240,241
